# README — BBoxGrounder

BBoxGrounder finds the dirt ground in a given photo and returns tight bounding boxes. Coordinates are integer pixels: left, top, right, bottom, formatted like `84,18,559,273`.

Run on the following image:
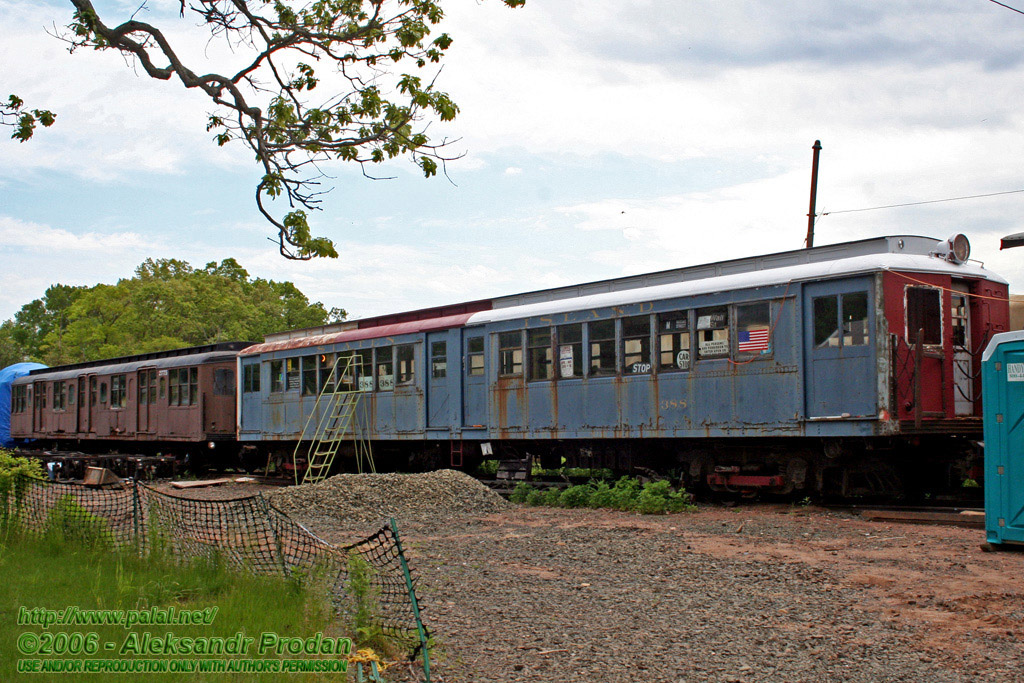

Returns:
165,479,1024,682
373,504,1024,683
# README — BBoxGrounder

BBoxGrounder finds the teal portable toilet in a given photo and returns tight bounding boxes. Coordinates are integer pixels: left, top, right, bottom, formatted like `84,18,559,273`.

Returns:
982,330,1024,546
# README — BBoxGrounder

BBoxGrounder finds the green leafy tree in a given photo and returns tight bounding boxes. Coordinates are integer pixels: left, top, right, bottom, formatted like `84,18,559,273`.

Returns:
7,0,524,260
3,258,342,364
0,95,55,141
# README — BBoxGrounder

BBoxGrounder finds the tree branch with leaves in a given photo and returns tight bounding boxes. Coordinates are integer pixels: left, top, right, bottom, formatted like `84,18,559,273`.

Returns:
14,0,523,259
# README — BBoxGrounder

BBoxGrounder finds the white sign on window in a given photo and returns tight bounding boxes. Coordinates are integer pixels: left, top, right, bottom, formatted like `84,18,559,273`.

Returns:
1008,363,1024,382
699,339,729,356
559,345,574,378
378,374,395,391
358,376,374,392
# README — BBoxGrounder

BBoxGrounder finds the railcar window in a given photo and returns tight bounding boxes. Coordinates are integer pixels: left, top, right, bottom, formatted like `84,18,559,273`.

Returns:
354,349,373,391
68,382,76,406
431,341,447,379
54,382,66,411
214,369,234,396
111,375,127,409
736,302,772,358
270,360,284,393
12,385,24,413
952,293,968,348
139,372,149,405
557,324,583,378
588,319,616,376
528,327,553,381
243,364,261,393
158,375,166,401
301,355,318,395
147,370,157,404
467,337,485,376
189,367,199,405
658,312,690,372
813,296,840,348
498,331,524,377
396,345,416,386
906,287,941,345
622,315,652,374
169,370,181,406
99,382,108,405
285,358,300,392
842,292,869,347
696,307,730,360
89,377,97,406
318,353,337,393
376,347,395,391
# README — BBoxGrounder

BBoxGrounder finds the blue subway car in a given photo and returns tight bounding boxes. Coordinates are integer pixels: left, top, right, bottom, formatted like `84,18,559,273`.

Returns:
238,234,1008,496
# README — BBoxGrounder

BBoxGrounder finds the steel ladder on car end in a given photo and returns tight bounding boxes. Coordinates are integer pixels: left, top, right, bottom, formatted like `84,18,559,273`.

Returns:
292,354,375,485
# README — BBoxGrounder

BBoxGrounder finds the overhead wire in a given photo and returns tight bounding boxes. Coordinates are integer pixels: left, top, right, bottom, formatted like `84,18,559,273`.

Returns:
989,0,1024,16
819,188,1024,217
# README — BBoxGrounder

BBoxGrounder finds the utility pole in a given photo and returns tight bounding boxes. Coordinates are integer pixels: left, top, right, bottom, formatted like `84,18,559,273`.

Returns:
805,140,822,248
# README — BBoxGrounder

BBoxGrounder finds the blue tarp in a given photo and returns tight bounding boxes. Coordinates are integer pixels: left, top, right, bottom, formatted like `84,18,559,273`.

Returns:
0,362,46,447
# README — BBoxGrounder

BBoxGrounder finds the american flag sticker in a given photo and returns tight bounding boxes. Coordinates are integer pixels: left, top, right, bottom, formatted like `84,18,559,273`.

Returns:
738,327,770,353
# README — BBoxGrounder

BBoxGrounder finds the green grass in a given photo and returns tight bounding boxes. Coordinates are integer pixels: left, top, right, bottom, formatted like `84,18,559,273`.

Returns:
0,527,354,682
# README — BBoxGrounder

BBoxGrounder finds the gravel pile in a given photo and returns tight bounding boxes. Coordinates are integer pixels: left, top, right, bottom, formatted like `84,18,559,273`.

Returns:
268,469,509,529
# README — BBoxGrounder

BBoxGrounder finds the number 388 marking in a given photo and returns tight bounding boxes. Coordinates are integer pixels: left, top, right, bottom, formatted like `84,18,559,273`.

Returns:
659,399,688,410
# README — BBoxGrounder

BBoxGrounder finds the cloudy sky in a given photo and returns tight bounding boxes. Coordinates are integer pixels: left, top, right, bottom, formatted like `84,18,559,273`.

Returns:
2,0,1023,323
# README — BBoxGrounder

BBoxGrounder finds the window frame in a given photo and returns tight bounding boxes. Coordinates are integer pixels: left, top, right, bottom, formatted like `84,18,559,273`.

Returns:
431,341,447,379
734,301,773,360
396,344,416,386
621,315,652,375
527,327,554,382
243,363,261,393
556,323,583,379
376,346,395,391
696,306,730,361
587,319,617,377
498,331,524,378
466,337,485,377
301,354,319,396
906,286,942,346
657,311,691,373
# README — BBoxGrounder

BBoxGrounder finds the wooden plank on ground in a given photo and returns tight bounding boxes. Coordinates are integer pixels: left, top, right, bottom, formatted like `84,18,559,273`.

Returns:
860,509,985,528
170,478,232,489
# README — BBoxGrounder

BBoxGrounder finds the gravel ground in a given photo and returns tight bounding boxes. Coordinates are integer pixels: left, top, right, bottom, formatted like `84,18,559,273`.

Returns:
165,476,1024,682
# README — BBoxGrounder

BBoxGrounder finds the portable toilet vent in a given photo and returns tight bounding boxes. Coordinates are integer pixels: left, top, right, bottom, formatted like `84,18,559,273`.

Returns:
982,330,1024,546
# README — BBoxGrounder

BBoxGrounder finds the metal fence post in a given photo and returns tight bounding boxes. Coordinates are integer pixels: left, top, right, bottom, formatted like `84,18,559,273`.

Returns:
389,517,431,683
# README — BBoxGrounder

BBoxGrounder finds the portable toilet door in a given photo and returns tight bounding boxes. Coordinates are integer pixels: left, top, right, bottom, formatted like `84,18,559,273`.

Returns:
982,330,1024,546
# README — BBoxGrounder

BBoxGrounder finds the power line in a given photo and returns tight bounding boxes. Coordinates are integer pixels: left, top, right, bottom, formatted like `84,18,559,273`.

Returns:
990,0,1024,16
820,188,1024,216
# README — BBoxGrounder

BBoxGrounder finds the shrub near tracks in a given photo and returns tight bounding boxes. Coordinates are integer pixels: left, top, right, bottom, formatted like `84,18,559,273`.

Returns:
511,477,697,514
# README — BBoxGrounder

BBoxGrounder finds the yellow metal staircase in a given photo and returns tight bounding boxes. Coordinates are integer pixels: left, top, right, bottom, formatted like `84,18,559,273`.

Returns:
292,354,374,484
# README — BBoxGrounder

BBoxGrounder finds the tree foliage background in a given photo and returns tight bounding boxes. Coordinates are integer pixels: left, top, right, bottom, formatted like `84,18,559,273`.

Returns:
0,258,343,367
5,0,524,260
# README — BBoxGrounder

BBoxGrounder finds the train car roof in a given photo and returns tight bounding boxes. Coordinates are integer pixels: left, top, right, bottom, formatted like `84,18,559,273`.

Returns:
239,312,477,357
466,250,1005,325
13,342,251,384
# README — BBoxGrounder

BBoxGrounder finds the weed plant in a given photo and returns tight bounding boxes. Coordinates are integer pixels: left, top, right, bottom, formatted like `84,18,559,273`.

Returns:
510,476,696,515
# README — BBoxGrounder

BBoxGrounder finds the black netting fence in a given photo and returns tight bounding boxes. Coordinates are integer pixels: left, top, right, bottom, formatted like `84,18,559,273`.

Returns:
2,477,431,678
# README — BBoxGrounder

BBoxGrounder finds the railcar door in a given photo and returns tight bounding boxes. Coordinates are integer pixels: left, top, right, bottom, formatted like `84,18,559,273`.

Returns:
32,381,46,434
76,377,88,432
952,287,974,416
137,369,151,433
462,330,487,429
426,332,451,430
803,279,876,418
